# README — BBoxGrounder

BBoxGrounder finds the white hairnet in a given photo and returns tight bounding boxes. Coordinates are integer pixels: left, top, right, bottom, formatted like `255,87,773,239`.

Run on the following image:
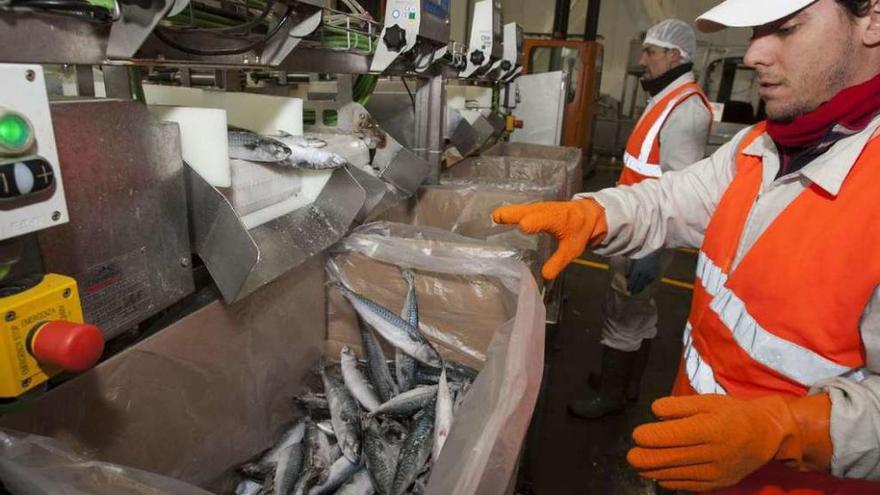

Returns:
644,19,696,62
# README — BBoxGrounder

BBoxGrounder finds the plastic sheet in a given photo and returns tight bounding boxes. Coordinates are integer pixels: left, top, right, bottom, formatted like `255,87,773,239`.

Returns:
0,431,213,495
369,184,554,279
325,223,546,494
443,155,570,200
482,142,584,198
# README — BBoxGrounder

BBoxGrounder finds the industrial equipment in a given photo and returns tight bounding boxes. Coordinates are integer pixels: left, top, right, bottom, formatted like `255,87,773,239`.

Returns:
0,65,68,241
498,23,524,82
523,39,603,155
460,0,502,79
370,0,452,73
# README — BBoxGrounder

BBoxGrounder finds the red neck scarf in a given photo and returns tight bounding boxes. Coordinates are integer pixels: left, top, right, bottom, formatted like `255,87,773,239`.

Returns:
766,71,880,148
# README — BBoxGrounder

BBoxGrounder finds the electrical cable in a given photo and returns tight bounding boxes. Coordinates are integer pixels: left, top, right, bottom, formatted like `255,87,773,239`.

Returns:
9,0,114,20
154,4,292,56
401,77,416,114
187,0,275,33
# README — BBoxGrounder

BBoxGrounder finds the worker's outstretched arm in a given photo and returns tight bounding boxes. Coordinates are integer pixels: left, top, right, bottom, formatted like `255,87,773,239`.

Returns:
627,393,832,492
493,126,756,279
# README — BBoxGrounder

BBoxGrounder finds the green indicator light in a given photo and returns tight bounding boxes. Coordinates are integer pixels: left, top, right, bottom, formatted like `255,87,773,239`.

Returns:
0,113,31,152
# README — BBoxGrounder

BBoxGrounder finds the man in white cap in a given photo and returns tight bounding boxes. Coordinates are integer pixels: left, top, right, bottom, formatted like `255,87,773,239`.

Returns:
568,19,712,419
494,0,880,492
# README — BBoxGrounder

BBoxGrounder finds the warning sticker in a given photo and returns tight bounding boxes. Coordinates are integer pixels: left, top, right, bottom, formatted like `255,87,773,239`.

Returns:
78,248,155,340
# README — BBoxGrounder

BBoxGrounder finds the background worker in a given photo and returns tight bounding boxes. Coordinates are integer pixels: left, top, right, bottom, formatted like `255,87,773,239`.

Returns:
569,19,713,419
495,0,880,491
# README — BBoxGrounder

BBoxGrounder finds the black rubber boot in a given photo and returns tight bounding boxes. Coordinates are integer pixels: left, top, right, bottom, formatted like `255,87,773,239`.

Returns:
626,339,653,402
568,346,637,419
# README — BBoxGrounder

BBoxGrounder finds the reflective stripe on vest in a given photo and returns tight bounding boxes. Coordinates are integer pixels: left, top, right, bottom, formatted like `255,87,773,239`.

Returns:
620,82,711,185
683,322,727,394
686,252,867,393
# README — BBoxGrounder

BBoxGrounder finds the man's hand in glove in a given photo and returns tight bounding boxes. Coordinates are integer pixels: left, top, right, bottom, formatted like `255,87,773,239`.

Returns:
492,199,607,280
627,250,663,295
627,394,833,492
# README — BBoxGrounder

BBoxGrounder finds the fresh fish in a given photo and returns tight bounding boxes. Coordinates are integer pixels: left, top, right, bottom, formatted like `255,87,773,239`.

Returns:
410,464,432,495
452,380,472,414
316,420,336,438
272,130,328,148
291,422,332,495
320,365,362,464
274,441,305,495
307,455,360,495
341,346,382,412
262,419,308,466
415,363,478,385
335,468,376,495
235,479,264,495
396,269,420,393
228,130,292,163
433,368,453,462
272,132,347,170
295,392,330,418
359,319,399,403
335,283,441,367
391,403,436,495
363,418,405,495
368,386,439,419
239,462,273,481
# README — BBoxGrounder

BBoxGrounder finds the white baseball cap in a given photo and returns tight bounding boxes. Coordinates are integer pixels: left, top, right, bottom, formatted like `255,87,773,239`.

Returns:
696,0,818,33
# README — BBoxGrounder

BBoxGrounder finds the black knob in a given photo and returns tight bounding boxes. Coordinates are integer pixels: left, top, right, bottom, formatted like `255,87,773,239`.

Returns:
470,50,485,66
383,25,407,52
0,157,54,199
501,60,512,71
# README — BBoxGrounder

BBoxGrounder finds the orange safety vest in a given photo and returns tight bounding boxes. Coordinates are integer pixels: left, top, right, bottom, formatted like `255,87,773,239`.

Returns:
618,81,712,186
671,123,880,494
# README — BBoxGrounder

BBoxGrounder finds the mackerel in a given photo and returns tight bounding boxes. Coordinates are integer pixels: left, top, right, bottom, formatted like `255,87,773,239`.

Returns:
363,417,405,495
432,368,453,462
335,468,376,495
307,453,359,495
335,283,441,367
395,269,420,393
320,365,362,463
359,319,399,402
368,386,439,419
391,402,436,495
341,346,382,412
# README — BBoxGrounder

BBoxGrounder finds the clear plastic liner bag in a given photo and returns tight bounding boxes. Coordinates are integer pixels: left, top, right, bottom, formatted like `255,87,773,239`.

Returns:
443,155,570,200
325,222,546,494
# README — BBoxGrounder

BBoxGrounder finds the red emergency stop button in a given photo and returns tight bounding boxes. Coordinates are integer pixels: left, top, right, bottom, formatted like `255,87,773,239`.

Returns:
28,321,104,372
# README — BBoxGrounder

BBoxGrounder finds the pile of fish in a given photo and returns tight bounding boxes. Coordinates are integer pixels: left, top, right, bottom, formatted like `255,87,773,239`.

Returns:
228,127,348,170
232,270,478,495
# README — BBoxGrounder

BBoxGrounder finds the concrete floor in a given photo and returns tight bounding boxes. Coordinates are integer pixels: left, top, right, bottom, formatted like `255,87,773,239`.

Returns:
520,168,697,495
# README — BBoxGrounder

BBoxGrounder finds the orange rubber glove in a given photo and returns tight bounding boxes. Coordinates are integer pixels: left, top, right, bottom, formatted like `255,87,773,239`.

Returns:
491,199,607,280
627,394,832,492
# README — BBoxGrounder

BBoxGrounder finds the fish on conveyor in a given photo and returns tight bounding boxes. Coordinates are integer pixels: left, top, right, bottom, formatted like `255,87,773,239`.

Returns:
368,385,439,419
395,269,420,393
359,318,399,403
272,130,328,149
335,468,376,495
228,130,292,163
334,283,442,367
307,455,360,495
363,418,406,495
320,364,363,464
272,131,347,170
341,346,382,412
432,368,454,462
391,402,436,495
235,479,264,495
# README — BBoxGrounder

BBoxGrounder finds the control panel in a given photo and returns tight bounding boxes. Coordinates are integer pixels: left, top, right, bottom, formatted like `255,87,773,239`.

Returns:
0,65,69,240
